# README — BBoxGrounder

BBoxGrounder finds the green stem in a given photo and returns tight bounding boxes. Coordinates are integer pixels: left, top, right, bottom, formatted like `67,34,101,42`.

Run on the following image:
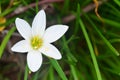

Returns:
62,36,79,80
24,64,29,80
35,0,39,13
50,59,68,80
88,15,119,56
49,66,54,80
0,27,16,58
79,19,102,80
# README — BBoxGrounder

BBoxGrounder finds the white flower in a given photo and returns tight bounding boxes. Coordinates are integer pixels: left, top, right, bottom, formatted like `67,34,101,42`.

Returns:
11,10,68,72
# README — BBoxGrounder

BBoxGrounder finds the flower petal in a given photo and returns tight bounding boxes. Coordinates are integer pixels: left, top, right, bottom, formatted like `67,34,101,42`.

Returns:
15,18,31,40
11,40,31,53
32,10,46,37
40,43,62,60
27,51,42,72
43,25,68,43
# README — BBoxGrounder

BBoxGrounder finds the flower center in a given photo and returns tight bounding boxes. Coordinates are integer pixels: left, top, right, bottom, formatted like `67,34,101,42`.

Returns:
31,36,43,50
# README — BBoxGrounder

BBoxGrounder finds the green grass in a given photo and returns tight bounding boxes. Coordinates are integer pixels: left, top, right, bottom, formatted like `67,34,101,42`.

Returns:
1,0,120,80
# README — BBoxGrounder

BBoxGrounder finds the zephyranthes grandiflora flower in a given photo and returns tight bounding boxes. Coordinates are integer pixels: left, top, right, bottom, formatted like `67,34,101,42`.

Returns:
11,10,68,72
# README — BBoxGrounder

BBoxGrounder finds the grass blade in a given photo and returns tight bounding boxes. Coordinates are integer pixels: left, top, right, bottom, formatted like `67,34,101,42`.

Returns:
62,36,79,80
114,0,120,7
0,27,16,58
87,15,120,56
79,15,102,80
77,4,102,80
50,59,68,80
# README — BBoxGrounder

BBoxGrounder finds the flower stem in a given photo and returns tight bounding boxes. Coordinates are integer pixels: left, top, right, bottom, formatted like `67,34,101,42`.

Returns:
24,64,29,80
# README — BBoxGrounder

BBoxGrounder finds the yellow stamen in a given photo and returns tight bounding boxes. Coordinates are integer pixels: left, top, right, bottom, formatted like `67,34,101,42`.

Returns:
31,36,43,50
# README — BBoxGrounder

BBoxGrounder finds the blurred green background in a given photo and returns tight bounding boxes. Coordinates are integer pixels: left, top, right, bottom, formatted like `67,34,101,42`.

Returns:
1,0,120,80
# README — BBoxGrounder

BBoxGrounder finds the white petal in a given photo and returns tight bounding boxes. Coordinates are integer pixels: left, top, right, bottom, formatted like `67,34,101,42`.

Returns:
11,40,31,53
40,43,62,60
43,25,68,43
15,18,31,39
32,10,46,37
27,51,42,72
